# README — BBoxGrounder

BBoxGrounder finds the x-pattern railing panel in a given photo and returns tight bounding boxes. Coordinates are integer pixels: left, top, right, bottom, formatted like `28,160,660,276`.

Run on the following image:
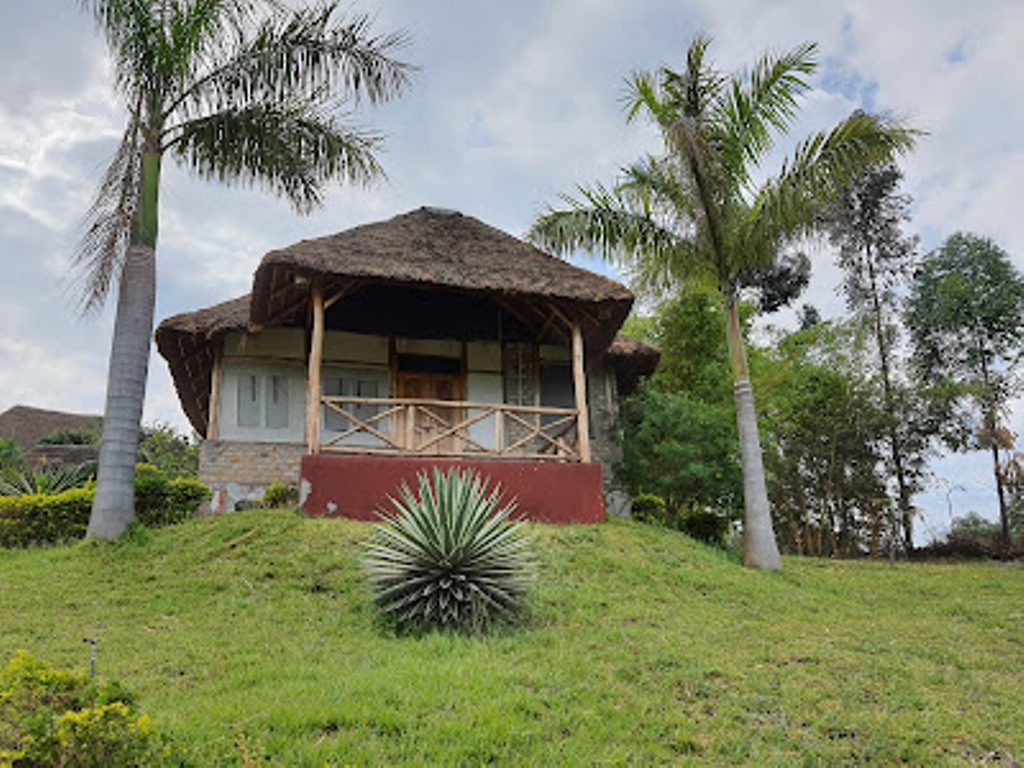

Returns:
319,396,581,461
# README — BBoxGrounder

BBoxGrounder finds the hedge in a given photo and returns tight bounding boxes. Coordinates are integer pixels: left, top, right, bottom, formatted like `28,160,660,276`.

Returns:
0,467,209,548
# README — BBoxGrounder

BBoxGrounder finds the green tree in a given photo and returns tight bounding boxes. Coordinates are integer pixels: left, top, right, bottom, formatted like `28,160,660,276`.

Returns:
755,320,891,557
138,423,199,479
530,36,916,569
617,386,742,523
826,164,926,551
906,232,1024,554
646,282,733,408
77,0,412,539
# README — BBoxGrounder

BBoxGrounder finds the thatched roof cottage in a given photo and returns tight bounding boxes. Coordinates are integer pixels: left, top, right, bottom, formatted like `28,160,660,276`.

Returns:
156,207,657,521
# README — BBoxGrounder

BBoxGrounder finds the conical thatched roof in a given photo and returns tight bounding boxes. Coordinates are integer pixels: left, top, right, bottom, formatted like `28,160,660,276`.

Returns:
250,207,632,329
157,207,650,436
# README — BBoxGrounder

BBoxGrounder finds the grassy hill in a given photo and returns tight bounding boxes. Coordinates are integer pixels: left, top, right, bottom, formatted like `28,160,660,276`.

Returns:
2,510,1022,765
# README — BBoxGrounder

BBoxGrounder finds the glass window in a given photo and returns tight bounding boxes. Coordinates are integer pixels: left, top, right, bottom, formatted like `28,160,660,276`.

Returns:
323,376,350,431
238,374,261,428
354,379,380,424
265,375,290,429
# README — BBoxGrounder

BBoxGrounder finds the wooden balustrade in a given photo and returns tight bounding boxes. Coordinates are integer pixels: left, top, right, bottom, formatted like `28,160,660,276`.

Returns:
319,396,581,461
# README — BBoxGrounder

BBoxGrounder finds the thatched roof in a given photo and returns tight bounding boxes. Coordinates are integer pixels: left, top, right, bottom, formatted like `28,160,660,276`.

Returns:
251,207,632,332
606,336,661,396
156,296,251,435
157,207,645,436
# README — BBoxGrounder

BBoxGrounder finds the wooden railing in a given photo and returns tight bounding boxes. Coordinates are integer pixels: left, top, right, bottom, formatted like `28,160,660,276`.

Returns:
319,396,581,461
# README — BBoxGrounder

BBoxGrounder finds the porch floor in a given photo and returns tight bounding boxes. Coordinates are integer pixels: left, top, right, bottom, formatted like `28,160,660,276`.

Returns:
300,454,605,524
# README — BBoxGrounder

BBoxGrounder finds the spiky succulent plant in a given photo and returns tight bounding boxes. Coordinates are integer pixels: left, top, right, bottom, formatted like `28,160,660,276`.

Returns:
362,467,535,634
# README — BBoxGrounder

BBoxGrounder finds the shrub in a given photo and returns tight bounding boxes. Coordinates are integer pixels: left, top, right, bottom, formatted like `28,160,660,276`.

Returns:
260,481,299,508
0,488,93,547
677,507,731,546
133,463,209,527
38,427,100,446
362,468,535,634
0,466,209,548
631,493,667,525
0,651,154,767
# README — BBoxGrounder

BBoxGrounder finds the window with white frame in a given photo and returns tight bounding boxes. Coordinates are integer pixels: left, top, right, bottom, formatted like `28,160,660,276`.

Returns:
236,371,292,430
220,362,304,443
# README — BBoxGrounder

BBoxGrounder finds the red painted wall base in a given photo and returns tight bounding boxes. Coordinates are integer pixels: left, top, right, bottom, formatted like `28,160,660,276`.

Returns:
300,454,605,524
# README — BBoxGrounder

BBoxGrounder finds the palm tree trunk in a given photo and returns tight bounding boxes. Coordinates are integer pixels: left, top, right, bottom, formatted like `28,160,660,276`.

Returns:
88,148,160,539
726,300,783,570
88,245,156,538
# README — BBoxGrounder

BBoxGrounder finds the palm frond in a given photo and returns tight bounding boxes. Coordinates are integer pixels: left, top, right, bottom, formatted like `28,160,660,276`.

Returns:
169,2,412,125
617,155,698,226
624,34,722,127
168,104,382,213
528,184,681,268
717,42,817,177
749,111,920,246
70,120,142,314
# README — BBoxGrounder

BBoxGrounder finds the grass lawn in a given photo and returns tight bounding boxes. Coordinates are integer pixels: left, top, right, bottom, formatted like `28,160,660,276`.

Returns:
1,510,1022,765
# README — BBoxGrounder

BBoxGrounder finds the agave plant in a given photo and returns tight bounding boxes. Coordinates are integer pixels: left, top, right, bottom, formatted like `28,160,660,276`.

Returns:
362,467,535,634
0,463,95,497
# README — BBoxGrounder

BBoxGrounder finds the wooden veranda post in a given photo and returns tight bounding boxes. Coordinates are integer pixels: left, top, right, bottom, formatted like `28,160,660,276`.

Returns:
306,284,325,454
571,323,591,463
207,344,223,439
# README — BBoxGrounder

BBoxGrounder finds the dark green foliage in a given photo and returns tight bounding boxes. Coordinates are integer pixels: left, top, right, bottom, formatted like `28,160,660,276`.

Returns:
0,439,24,471
646,286,734,408
38,427,100,446
138,423,200,479
0,651,154,767
907,233,1024,397
260,481,299,508
630,493,667,525
739,251,812,314
0,465,208,547
617,387,743,522
133,464,210,527
362,468,534,634
631,494,729,546
677,508,731,546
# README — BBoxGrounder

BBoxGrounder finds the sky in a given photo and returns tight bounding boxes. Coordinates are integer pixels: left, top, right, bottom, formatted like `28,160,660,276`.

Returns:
1,0,1022,540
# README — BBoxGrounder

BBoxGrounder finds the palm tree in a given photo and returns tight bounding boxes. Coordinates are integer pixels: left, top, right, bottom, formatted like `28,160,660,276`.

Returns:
77,0,413,539
529,36,916,569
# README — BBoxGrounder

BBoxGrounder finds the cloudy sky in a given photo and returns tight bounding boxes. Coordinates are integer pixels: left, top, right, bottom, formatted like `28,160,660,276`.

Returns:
1,0,1022,538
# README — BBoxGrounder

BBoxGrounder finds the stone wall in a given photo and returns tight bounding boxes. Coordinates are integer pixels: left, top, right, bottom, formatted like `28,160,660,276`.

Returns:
199,440,305,514
587,361,631,517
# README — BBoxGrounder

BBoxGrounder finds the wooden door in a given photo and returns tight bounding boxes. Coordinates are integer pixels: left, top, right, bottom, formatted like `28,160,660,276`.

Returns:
396,372,463,454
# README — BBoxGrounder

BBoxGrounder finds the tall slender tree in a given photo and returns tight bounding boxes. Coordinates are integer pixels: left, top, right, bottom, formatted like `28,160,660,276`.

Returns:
906,232,1024,555
826,164,924,551
77,0,413,539
529,36,917,569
